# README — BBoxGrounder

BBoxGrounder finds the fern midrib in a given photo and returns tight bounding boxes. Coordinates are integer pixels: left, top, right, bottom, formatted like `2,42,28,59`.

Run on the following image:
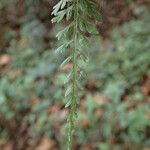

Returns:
67,0,79,149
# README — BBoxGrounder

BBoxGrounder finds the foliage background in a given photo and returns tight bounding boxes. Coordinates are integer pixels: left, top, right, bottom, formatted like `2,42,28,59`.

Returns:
0,0,150,150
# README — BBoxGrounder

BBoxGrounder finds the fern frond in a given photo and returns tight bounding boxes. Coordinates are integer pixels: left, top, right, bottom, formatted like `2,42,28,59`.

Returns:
51,0,101,149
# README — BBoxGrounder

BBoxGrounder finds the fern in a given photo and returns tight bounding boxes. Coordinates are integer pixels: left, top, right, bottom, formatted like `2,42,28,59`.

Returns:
52,0,101,149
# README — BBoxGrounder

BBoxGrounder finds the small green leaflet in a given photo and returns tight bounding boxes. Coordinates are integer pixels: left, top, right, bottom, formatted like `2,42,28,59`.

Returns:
60,56,72,68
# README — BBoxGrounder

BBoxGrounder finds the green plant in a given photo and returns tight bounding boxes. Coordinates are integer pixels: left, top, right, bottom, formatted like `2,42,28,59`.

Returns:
52,0,101,149
1,1,150,149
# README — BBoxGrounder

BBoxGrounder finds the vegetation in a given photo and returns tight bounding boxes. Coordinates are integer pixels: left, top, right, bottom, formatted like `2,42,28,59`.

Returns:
0,1,150,150
52,0,101,149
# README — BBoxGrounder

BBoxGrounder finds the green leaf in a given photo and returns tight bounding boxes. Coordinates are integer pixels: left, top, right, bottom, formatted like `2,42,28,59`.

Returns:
51,10,66,23
79,36,90,48
66,6,73,20
78,49,89,63
52,1,62,15
64,71,73,84
61,0,67,9
60,56,72,67
79,18,86,32
65,100,71,108
56,23,73,40
55,44,67,54
65,86,72,97
86,23,98,34
55,40,73,54
94,11,102,21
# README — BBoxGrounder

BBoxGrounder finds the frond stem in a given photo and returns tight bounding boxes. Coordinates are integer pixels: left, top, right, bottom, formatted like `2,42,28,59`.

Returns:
67,0,79,149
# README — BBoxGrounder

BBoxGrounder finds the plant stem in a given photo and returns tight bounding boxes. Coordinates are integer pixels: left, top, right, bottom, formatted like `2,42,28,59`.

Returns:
67,0,79,149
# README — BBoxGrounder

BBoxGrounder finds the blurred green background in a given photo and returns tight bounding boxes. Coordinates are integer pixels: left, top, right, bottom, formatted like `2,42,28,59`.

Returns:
0,0,150,150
